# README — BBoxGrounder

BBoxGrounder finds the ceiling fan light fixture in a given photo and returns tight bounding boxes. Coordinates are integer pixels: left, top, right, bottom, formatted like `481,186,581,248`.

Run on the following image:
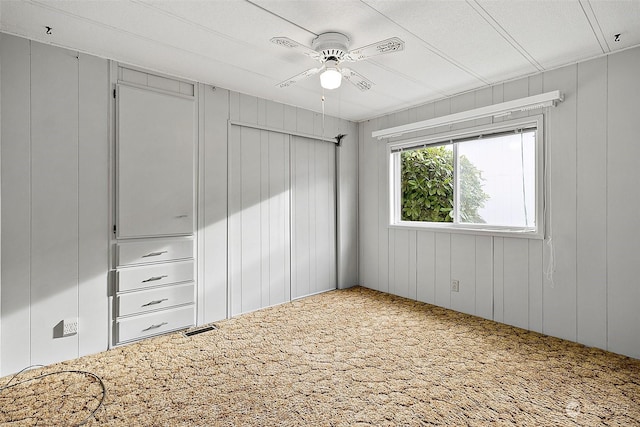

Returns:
320,60,342,89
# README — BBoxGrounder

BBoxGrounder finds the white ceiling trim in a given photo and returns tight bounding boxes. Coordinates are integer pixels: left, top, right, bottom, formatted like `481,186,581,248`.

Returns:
363,0,491,85
466,0,544,72
578,0,611,53
244,0,318,37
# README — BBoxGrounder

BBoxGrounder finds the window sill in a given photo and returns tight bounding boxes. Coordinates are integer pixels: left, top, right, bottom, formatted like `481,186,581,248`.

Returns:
389,221,543,240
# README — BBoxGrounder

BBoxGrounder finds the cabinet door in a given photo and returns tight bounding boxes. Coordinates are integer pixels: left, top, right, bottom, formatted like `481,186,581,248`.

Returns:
117,84,194,238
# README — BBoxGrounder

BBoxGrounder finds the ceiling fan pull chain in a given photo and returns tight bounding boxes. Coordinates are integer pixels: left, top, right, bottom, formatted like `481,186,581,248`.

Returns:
321,92,326,140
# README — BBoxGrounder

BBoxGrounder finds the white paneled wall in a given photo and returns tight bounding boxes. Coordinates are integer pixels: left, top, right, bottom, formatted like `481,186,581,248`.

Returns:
1,34,109,374
607,48,640,357
1,34,359,375
199,85,228,325
359,46,640,359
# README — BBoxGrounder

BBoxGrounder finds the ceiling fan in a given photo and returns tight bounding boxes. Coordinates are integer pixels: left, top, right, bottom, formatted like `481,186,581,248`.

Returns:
271,32,404,91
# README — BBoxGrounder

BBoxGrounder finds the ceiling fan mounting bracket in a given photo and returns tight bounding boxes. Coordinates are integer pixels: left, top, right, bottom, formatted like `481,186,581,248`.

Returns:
312,32,350,62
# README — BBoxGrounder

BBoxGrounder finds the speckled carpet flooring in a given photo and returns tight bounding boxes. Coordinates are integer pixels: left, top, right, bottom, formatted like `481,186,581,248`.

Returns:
1,286,639,426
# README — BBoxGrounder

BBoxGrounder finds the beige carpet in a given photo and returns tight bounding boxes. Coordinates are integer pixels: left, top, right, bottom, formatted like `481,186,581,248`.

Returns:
1,286,639,426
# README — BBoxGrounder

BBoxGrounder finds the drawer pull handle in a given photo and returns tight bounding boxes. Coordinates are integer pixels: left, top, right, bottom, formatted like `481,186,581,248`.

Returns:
142,298,169,307
142,275,168,283
175,214,188,219
143,322,168,332
142,251,168,258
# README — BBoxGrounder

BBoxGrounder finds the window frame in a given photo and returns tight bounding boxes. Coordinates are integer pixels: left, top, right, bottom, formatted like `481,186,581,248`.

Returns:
388,115,545,239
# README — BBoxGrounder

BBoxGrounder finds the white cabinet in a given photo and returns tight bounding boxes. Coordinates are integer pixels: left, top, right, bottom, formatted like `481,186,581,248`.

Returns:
117,84,195,238
112,72,197,346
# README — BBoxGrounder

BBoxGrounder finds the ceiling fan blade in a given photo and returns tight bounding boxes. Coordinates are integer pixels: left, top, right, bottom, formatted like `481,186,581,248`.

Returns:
270,37,322,61
344,37,405,62
342,68,374,91
275,67,322,89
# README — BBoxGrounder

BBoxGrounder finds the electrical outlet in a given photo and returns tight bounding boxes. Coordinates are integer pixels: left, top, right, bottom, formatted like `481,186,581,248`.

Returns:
63,318,78,335
451,280,460,292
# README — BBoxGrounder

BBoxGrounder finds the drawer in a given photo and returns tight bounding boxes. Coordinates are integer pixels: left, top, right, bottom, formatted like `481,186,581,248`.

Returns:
116,239,193,267
116,282,194,316
117,282,195,317
117,260,193,292
116,305,194,343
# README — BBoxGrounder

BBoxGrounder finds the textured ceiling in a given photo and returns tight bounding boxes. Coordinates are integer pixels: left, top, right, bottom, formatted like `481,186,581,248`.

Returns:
1,0,639,121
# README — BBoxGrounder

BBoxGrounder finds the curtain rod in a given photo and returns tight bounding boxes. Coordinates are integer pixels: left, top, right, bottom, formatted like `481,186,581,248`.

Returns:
372,90,563,140
229,120,339,144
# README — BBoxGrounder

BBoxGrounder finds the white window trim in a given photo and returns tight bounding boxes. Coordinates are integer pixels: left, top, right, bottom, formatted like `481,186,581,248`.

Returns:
388,115,545,239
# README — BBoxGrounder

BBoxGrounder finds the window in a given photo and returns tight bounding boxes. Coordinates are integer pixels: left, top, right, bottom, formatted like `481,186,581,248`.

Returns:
389,116,543,238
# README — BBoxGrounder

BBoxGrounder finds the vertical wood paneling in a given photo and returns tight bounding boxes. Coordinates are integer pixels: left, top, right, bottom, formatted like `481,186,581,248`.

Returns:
260,130,270,308
475,236,493,320
543,65,578,342
284,105,297,133
491,84,504,123
414,102,435,140
296,108,314,135
336,121,359,289
377,117,389,293
388,229,396,294
528,239,543,333
240,127,261,313
493,237,504,322
433,99,451,135
78,53,109,356
266,102,290,305
434,233,451,308
607,48,640,358
239,93,258,124
503,79,530,120
408,231,417,300
291,137,336,298
30,42,79,365
308,139,318,294
314,140,334,294
229,91,240,121
228,123,242,315
291,138,310,298
503,238,529,329
229,125,293,314
450,92,475,131
474,87,493,127
0,34,32,374
450,234,476,315
416,231,436,304
359,121,379,290
528,74,543,96
576,57,608,349
392,229,410,298
268,131,290,305
202,87,229,323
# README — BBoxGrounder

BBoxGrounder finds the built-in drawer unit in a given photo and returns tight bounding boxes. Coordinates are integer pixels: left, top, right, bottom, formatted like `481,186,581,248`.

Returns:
117,282,195,317
116,260,194,292
116,305,194,343
116,238,193,267
113,237,195,346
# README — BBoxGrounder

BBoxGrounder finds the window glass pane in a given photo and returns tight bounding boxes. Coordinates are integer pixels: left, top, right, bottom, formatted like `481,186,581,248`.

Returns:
400,144,453,222
457,131,536,227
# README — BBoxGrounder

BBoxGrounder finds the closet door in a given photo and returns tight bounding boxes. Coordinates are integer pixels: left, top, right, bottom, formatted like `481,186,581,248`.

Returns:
117,84,194,238
291,136,337,299
228,127,291,316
